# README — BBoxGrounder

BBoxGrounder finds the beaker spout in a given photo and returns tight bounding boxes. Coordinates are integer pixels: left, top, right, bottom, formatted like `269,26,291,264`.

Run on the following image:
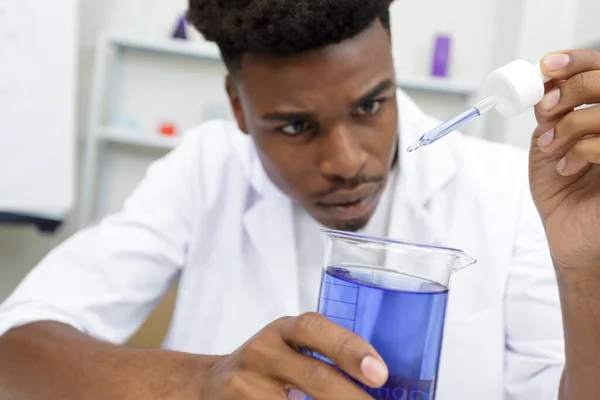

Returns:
453,252,477,272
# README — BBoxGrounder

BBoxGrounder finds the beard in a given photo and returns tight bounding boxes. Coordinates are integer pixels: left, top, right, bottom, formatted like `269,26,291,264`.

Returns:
331,217,370,233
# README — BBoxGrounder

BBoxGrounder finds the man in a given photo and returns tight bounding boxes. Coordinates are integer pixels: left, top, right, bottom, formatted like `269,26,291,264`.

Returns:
1,0,600,399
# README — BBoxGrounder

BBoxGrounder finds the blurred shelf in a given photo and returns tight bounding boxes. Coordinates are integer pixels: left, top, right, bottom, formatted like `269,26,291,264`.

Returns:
106,34,477,95
396,75,479,96
100,127,181,150
107,34,222,61
80,33,221,228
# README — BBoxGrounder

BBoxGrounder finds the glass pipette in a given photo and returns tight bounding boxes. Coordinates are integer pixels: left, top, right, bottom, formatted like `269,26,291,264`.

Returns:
406,59,553,153
407,96,498,152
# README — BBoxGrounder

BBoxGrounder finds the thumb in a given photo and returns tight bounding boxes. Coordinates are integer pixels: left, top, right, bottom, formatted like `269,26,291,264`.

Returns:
288,389,305,400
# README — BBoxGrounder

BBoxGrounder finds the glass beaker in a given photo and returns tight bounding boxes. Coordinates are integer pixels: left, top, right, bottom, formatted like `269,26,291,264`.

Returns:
308,229,476,400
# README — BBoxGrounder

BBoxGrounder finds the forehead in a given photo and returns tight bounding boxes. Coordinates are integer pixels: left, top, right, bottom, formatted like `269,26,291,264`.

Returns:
236,21,395,108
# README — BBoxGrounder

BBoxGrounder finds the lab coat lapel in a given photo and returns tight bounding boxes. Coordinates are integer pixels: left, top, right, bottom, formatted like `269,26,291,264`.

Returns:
388,90,458,245
242,156,299,315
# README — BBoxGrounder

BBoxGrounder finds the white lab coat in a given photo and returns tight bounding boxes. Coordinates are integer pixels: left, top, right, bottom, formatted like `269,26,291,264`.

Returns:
0,90,564,399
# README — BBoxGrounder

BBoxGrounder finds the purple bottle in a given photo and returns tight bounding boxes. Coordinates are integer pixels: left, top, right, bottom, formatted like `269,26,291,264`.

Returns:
431,35,451,78
172,14,188,40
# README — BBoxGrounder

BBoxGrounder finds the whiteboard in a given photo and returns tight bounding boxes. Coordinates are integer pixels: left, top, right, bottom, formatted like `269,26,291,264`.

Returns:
0,0,78,221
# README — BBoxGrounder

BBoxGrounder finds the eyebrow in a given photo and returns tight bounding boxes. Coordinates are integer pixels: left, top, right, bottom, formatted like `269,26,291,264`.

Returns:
260,78,396,122
352,79,396,107
261,111,316,122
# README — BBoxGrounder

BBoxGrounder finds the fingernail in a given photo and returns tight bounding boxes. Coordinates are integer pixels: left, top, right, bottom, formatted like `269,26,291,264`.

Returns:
540,89,560,111
558,156,589,176
537,129,555,148
360,356,388,385
288,389,305,400
543,54,571,71
556,156,567,174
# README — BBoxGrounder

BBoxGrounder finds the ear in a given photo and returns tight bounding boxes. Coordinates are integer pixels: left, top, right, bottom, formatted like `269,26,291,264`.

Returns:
225,75,248,134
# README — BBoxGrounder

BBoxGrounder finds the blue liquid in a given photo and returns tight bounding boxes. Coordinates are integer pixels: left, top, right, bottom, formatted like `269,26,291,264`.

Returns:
307,265,449,400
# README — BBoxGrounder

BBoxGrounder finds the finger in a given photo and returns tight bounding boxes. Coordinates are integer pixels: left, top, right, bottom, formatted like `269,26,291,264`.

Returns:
571,136,600,164
544,79,565,93
273,345,375,400
555,137,600,176
537,105,600,153
535,79,567,125
279,313,388,388
540,49,600,81
534,104,573,127
536,71,600,119
537,49,600,119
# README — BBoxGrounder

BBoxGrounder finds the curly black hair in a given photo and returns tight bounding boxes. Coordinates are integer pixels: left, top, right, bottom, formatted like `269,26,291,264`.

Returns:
187,0,395,73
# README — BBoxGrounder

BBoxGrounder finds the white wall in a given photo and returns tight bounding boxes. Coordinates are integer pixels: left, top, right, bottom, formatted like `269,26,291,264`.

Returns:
390,0,494,83
0,0,78,220
575,0,600,48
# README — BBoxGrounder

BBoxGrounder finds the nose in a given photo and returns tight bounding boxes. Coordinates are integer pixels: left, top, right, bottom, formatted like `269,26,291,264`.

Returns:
319,124,368,182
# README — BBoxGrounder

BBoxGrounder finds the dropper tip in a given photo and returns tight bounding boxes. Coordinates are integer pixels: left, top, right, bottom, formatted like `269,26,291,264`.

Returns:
407,142,423,153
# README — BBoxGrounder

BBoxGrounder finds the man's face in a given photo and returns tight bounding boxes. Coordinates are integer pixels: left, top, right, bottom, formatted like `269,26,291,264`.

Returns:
227,20,398,231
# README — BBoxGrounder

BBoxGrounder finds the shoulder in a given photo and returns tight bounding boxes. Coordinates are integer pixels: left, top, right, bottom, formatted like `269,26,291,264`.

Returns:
171,119,255,207
144,119,252,186
162,119,255,187
178,119,253,167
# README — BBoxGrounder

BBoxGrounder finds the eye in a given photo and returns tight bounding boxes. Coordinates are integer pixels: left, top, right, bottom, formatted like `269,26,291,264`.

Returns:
356,99,383,116
280,120,309,136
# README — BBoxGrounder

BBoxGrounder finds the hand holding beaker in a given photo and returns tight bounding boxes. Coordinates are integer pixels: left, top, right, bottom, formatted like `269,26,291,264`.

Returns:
200,312,388,400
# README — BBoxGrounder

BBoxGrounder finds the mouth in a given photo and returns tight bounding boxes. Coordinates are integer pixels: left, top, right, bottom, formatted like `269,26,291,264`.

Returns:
316,184,381,221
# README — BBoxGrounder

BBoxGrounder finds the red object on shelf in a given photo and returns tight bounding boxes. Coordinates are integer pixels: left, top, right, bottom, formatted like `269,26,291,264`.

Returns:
159,122,177,136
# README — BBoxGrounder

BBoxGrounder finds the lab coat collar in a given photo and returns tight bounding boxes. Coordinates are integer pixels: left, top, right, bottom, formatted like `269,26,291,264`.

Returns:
395,89,459,208
243,148,299,314
388,89,460,246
